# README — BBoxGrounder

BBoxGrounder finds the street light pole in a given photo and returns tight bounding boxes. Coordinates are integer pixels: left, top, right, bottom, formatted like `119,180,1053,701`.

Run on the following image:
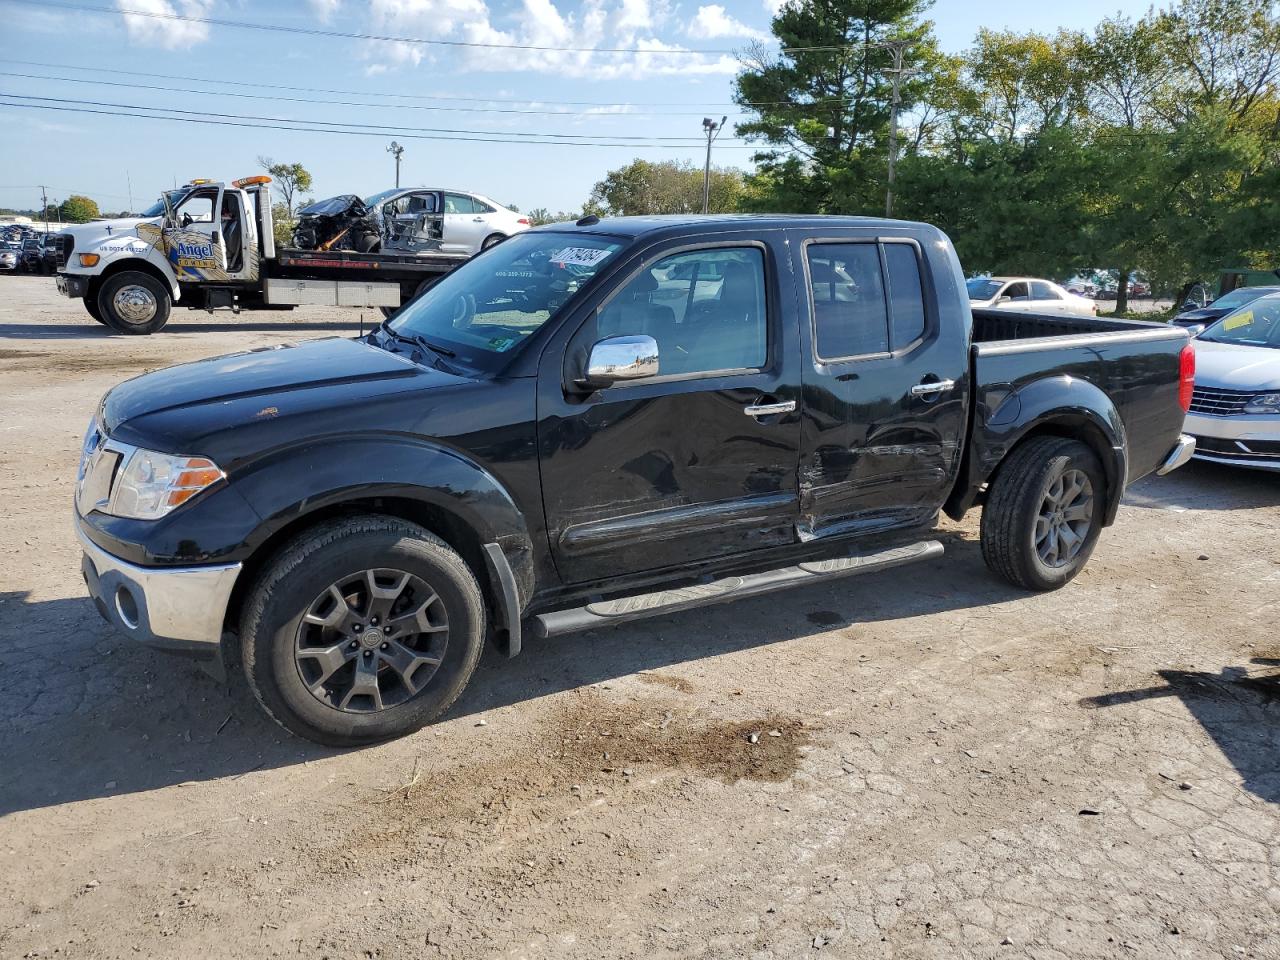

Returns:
701,115,727,214
387,140,404,188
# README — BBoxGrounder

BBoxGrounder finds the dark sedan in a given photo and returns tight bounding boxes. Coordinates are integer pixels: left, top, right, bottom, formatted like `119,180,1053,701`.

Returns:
1172,286,1280,330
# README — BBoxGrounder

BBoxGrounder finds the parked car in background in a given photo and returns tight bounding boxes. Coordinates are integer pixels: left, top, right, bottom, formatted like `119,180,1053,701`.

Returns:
1184,293,1280,472
0,242,19,272
19,237,45,273
40,233,60,273
363,188,530,256
966,277,1098,316
1172,285,1280,332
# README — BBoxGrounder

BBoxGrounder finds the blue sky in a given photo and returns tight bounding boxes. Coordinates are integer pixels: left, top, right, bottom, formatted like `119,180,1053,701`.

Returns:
0,0,1154,215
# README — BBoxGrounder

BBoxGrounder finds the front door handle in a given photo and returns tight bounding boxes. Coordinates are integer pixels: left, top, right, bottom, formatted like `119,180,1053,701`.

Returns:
909,379,956,398
743,400,796,418
472,217,485,222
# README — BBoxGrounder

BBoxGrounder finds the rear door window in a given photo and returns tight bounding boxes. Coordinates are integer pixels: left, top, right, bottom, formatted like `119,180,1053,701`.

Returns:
807,243,889,359
883,243,926,347
1030,281,1061,300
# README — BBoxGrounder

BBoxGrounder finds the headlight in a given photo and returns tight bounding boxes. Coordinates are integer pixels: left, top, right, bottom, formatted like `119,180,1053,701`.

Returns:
109,449,224,519
1243,393,1280,415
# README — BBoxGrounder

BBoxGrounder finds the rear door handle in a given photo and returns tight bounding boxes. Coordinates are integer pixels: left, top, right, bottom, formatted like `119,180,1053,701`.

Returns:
743,400,796,418
909,379,956,398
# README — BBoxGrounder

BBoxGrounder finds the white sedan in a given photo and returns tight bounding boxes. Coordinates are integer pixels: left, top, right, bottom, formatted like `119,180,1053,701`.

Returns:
1184,292,1280,472
363,188,530,256
967,276,1098,317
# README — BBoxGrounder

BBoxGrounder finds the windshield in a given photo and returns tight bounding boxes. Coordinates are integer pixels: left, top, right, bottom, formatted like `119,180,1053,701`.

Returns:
389,231,625,368
966,277,1003,301
1199,294,1280,349
364,188,404,209
140,189,189,219
1209,287,1275,311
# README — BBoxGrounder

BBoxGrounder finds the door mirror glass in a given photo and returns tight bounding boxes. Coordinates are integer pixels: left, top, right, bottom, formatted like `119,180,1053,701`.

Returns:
584,335,659,387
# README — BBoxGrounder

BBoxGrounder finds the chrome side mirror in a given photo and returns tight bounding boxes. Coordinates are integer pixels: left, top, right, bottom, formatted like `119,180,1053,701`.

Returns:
583,335,659,388
1187,323,1205,336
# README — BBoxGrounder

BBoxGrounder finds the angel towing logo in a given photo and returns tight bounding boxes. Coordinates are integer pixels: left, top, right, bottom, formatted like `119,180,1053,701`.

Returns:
177,240,214,260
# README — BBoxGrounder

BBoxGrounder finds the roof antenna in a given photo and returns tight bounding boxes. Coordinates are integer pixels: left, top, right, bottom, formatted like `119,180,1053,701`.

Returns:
359,311,365,340
576,214,600,227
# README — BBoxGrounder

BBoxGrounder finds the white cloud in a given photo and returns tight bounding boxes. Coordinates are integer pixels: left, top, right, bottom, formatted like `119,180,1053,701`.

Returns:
114,0,214,49
353,0,735,79
762,0,787,13
688,4,768,40
309,0,342,21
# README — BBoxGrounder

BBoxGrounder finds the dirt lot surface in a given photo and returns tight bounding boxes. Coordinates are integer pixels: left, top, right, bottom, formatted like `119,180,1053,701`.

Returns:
0,276,1277,959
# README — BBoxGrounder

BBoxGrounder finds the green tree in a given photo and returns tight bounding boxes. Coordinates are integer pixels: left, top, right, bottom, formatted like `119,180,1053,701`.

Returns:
257,157,314,219
587,159,746,215
58,195,100,223
733,0,940,213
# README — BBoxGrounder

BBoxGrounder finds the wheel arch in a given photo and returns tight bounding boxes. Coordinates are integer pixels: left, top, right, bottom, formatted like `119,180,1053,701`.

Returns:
223,439,537,659
945,375,1127,526
90,257,179,305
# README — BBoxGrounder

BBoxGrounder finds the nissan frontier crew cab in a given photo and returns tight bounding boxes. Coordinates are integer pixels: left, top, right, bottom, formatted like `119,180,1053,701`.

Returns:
75,215,1197,746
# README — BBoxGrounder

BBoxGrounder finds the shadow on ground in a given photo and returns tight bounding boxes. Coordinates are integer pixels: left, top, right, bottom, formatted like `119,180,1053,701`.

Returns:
1082,660,1280,804
1123,460,1280,513
0,537,1020,817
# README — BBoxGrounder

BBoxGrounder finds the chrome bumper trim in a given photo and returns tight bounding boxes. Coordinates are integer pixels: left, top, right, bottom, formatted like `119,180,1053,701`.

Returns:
1156,434,1196,476
76,521,241,655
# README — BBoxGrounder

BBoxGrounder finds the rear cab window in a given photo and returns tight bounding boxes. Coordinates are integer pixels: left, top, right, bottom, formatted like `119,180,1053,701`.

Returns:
806,238,930,361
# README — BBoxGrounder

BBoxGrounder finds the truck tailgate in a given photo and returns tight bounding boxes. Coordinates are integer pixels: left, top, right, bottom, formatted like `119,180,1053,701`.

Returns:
970,309,1189,485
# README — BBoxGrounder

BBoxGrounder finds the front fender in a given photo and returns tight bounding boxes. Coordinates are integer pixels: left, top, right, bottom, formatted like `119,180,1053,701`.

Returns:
233,435,537,605
951,375,1128,525
73,242,181,299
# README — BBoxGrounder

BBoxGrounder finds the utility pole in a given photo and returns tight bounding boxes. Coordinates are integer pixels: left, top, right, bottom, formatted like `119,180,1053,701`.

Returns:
126,170,135,216
884,41,908,219
701,116,726,214
387,140,404,189
39,185,49,233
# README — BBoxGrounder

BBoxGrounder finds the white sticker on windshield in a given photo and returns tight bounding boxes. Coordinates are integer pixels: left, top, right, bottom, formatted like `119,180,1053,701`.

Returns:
550,246,612,267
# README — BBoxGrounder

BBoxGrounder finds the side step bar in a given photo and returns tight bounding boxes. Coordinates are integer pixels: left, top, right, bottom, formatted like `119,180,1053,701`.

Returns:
531,540,944,639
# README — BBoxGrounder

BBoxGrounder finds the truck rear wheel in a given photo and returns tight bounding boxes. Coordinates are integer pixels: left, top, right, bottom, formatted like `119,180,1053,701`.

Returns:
97,271,171,335
980,437,1106,591
240,515,486,746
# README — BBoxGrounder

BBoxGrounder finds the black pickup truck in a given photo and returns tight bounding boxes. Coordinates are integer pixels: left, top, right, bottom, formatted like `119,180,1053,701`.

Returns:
75,215,1196,745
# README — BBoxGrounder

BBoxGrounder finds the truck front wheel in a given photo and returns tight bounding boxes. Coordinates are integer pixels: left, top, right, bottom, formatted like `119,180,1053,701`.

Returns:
83,295,109,326
240,515,486,746
97,271,171,335
980,437,1106,591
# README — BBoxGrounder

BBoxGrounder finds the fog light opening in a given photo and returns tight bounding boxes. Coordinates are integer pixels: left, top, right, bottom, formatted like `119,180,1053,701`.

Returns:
115,586,140,629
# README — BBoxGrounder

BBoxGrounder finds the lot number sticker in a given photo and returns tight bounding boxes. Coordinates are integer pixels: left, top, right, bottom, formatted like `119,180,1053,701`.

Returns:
550,247,612,267
1223,310,1253,331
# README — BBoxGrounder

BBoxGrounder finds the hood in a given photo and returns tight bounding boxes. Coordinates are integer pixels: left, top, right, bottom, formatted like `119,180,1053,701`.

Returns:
1173,307,1228,323
102,337,465,436
1191,338,1280,391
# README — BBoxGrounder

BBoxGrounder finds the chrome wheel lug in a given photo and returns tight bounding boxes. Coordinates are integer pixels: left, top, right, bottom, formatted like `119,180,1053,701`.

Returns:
383,626,392,635
380,642,389,650
353,624,363,633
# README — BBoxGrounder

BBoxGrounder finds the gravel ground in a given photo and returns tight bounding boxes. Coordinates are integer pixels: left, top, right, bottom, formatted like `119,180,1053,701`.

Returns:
0,275,1277,960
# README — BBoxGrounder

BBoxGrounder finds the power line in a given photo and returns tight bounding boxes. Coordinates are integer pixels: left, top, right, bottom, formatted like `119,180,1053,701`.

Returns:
3,0,869,57
0,93,747,144
0,98,762,150
0,70,752,119
0,58,857,110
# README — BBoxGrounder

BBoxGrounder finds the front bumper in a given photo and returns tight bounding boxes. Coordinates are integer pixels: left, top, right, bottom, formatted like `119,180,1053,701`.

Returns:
76,521,241,660
1184,411,1280,473
56,272,89,298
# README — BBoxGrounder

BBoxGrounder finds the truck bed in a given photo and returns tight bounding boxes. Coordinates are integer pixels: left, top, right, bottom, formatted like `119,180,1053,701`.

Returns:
967,308,1190,487
270,247,470,280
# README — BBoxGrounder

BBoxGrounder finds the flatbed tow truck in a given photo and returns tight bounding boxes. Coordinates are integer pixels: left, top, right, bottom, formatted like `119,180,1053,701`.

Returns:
53,175,468,334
